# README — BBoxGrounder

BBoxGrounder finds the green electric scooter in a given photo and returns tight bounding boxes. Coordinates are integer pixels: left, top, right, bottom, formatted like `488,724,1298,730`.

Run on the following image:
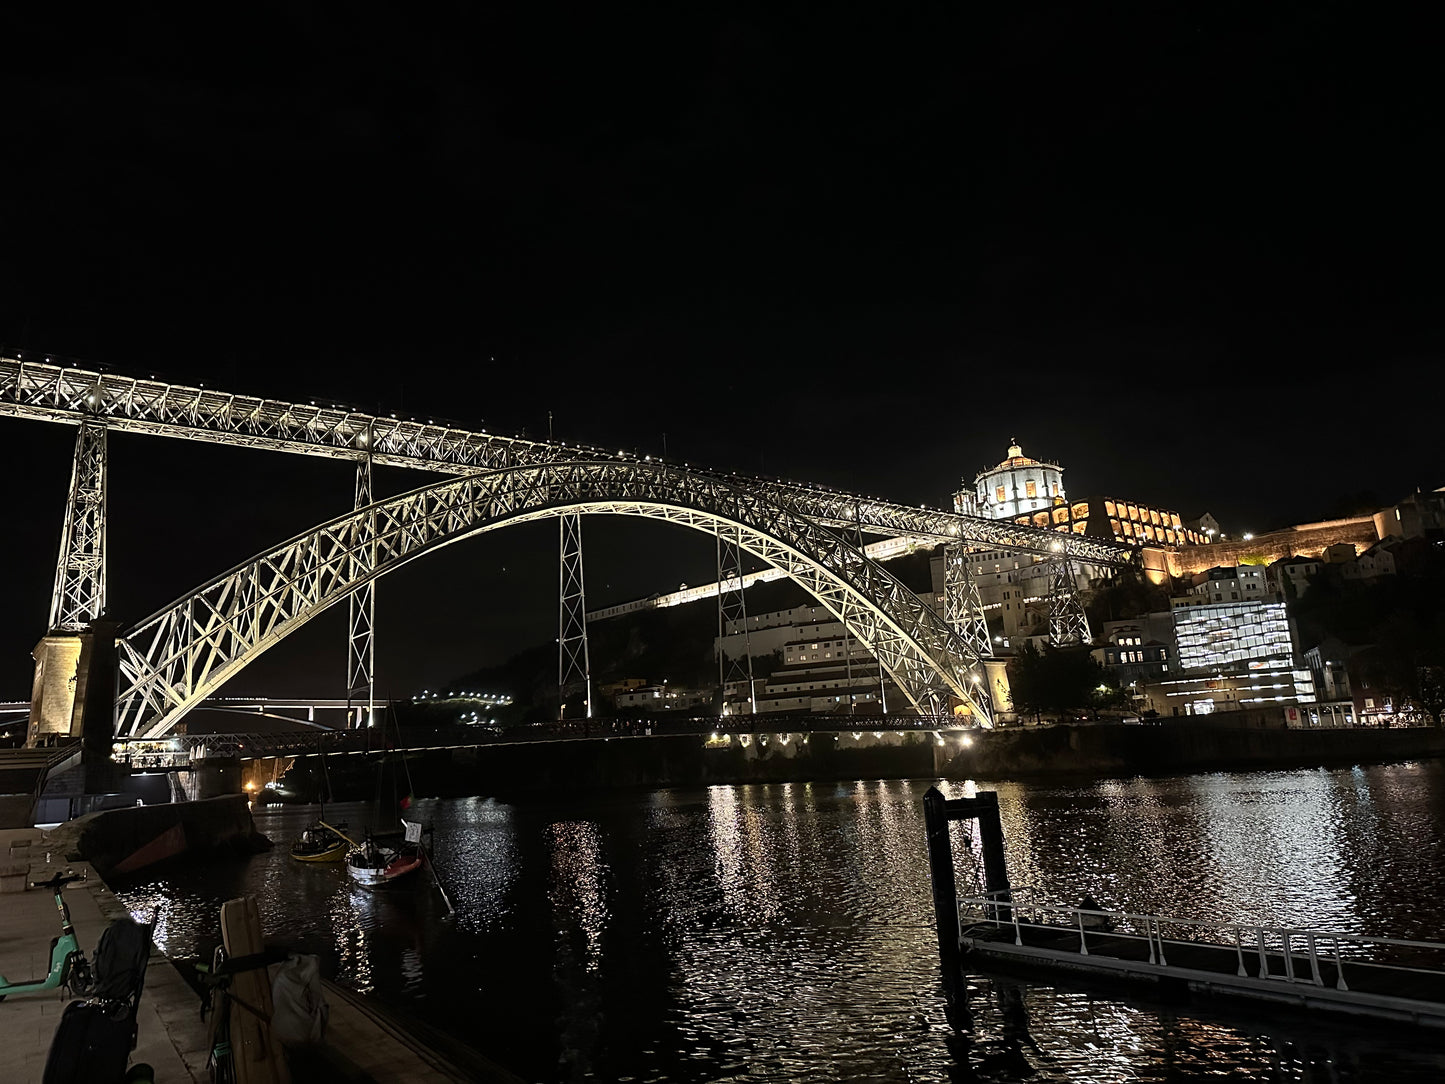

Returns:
0,870,94,1001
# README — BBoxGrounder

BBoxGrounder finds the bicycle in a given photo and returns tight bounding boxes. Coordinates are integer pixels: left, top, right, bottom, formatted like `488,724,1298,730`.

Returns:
194,945,292,1083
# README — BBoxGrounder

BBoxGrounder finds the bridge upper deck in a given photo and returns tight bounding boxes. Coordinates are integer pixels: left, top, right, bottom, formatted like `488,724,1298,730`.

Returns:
1,356,1132,564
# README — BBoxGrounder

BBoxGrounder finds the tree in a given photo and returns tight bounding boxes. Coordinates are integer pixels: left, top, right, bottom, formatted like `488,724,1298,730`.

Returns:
1085,565,1172,627
1418,666,1445,727
1006,641,1048,723
1006,642,1126,722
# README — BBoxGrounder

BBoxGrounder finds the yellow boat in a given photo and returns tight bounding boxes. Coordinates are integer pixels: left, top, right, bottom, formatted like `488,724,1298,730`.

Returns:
290,821,355,863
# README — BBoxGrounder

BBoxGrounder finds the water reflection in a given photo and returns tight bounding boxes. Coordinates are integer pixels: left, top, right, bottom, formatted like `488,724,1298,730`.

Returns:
114,768,1445,1082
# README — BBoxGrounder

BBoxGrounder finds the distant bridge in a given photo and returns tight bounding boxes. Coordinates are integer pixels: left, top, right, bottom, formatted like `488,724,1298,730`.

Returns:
0,696,368,726
116,714,974,765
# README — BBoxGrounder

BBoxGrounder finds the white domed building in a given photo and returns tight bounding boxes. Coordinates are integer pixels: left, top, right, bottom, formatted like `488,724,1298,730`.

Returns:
954,441,1065,521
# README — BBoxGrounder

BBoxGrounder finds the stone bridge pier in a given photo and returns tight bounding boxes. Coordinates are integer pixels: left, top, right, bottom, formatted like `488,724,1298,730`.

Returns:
26,620,123,793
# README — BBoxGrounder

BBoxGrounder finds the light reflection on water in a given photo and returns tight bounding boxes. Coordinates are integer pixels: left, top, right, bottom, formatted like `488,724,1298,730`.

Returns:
115,767,1445,1082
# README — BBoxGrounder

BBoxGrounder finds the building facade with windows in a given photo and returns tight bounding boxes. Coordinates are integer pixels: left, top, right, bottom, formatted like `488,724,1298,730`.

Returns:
954,441,1066,521
1009,496,1205,548
1092,620,1174,716
1158,600,1316,716
1185,565,1273,604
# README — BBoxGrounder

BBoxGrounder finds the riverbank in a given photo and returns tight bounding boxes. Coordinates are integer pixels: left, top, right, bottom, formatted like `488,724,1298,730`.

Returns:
261,721,1445,803
940,721,1445,781
1,820,522,1082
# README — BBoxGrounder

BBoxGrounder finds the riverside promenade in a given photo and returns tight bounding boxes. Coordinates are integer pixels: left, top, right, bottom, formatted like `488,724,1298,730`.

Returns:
0,825,518,1083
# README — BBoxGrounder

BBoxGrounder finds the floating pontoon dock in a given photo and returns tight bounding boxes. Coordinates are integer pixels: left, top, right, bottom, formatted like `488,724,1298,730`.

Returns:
923,787,1445,1029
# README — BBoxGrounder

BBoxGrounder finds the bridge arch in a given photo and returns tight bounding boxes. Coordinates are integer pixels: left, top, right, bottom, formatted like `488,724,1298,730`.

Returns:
115,461,991,738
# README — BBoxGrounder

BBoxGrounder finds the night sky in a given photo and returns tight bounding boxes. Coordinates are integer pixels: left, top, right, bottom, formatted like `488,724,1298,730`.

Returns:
1,6,1441,698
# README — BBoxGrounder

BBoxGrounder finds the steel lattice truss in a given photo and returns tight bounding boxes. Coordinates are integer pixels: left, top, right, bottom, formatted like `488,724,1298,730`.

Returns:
346,452,375,725
49,418,108,631
942,544,992,662
558,513,592,718
115,461,994,738
716,525,756,709
1047,548,1093,646
1,358,1132,565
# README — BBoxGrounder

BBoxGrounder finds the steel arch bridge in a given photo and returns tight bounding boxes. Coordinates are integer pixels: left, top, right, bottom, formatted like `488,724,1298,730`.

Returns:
115,460,998,738
4,356,1138,743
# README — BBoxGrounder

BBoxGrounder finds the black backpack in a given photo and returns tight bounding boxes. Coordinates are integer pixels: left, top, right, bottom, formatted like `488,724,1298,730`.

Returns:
91,916,153,1008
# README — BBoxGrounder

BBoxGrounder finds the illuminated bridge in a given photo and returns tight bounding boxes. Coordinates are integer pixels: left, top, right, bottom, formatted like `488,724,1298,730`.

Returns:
2,355,1135,750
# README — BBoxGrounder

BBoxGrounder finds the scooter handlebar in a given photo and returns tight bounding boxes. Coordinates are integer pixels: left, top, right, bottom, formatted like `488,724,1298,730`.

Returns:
28,871,84,891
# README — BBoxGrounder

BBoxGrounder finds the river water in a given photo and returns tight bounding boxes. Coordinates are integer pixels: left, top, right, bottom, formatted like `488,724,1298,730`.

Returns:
116,764,1445,1082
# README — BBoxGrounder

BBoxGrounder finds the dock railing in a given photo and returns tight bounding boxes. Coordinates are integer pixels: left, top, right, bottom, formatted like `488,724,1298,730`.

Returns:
958,889,1445,994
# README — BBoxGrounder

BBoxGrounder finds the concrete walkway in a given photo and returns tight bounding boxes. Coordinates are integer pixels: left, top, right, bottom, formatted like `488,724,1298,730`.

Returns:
0,827,204,1082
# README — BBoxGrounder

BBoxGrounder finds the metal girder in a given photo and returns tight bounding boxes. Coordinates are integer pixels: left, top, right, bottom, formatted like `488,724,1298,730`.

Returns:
943,543,992,662
346,449,375,727
114,461,993,738
49,416,108,631
717,522,756,713
1046,546,1093,646
558,513,592,719
1,357,1131,565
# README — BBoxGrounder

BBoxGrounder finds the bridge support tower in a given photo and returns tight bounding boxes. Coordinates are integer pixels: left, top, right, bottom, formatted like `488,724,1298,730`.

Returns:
347,444,376,727
943,543,993,664
27,415,120,790
49,415,108,634
558,513,592,719
1046,545,1092,646
717,523,756,714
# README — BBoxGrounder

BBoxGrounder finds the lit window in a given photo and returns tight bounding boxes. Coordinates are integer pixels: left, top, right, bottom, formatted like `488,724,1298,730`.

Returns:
996,486,1006,503
1026,480,1037,498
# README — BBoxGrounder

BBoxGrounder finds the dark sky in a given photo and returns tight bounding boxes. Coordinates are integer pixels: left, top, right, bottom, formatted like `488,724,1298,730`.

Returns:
2,6,1441,698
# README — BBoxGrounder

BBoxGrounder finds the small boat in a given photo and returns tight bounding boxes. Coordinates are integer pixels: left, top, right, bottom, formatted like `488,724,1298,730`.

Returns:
343,710,451,904
346,836,395,887
290,821,353,863
346,834,424,888
291,735,352,862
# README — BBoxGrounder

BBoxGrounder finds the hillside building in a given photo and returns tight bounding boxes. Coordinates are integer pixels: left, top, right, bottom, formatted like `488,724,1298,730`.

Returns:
1010,496,1205,548
718,610,901,715
1184,565,1274,604
954,441,1065,521
1158,599,1316,716
1092,617,1176,716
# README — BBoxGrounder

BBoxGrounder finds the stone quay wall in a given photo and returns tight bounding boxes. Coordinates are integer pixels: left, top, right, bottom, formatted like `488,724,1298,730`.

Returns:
327,723,1445,798
940,722,1445,780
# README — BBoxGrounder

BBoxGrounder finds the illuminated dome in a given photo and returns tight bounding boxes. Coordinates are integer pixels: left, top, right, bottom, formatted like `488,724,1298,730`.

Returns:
954,440,1066,520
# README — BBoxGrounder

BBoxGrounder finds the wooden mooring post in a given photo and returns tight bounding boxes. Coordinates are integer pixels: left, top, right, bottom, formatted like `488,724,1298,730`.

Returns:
923,787,1011,977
